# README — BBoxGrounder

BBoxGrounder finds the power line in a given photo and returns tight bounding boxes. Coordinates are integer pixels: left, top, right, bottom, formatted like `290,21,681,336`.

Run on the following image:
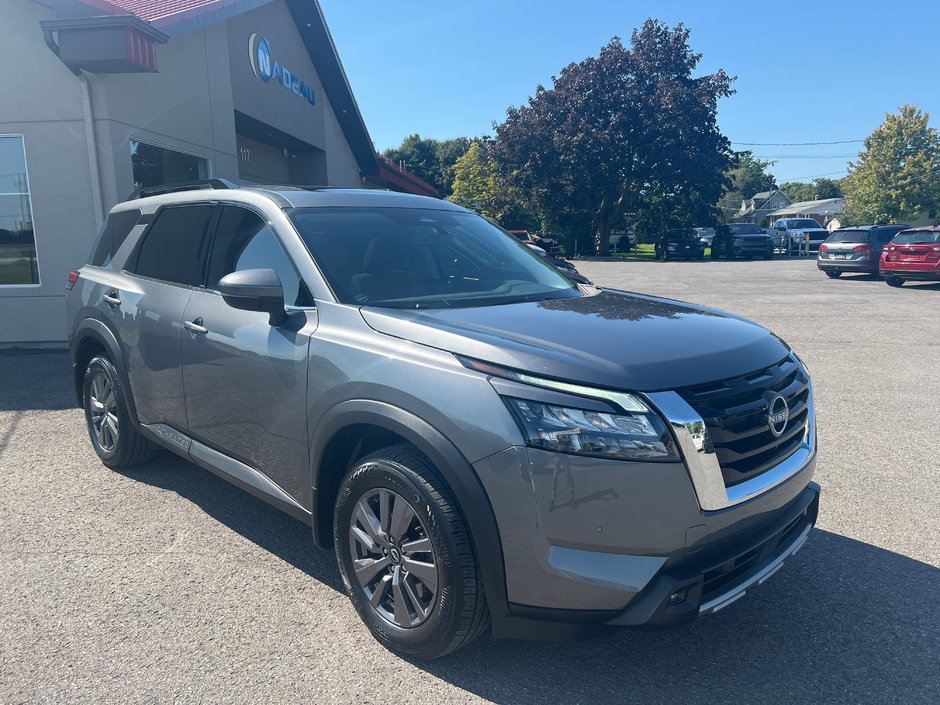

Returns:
733,139,864,146
754,154,857,159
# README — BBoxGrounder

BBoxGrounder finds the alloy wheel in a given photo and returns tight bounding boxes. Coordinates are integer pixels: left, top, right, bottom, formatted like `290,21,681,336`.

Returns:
348,488,438,628
88,371,119,452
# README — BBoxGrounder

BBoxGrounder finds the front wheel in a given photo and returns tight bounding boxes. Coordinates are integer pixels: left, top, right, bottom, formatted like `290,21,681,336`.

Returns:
885,275,904,287
825,270,842,279
334,444,489,659
710,247,719,260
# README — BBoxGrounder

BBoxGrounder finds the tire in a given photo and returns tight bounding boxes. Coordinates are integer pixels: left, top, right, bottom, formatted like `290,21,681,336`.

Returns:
710,247,719,260
82,355,155,468
727,250,736,261
334,444,489,659
885,276,904,287
697,252,705,261
825,270,842,279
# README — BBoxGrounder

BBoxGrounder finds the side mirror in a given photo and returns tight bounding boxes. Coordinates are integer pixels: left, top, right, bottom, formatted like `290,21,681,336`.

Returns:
219,268,287,326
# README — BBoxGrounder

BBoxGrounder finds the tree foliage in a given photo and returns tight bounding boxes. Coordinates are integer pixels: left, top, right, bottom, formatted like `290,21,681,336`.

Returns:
842,105,940,224
717,151,777,222
779,178,843,203
493,20,734,254
382,134,471,197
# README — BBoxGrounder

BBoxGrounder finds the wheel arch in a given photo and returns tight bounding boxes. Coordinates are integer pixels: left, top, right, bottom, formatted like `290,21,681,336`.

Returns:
311,400,509,618
70,318,138,424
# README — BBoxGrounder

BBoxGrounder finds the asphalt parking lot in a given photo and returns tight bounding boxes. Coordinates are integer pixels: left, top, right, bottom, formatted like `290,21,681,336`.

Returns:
1,258,938,704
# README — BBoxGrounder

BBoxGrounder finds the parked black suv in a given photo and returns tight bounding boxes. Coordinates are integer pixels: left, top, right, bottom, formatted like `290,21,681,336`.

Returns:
817,224,909,278
67,183,819,658
711,223,775,260
654,228,706,260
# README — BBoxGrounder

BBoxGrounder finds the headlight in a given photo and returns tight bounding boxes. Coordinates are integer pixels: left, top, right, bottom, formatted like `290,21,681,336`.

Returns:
503,397,678,461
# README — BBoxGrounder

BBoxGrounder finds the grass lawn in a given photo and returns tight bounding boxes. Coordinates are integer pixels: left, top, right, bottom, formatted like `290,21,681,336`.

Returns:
612,243,712,261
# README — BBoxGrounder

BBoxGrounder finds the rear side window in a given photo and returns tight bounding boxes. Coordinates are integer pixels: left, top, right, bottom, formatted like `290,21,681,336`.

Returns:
132,204,215,286
207,206,311,306
90,209,141,266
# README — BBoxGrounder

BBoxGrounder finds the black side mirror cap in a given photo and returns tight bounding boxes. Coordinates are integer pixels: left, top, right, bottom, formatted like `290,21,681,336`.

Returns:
219,268,287,326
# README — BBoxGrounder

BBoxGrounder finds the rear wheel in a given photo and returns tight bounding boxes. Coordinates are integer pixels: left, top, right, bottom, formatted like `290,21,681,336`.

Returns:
885,275,904,287
825,270,842,279
334,444,489,659
710,247,719,260
82,355,155,468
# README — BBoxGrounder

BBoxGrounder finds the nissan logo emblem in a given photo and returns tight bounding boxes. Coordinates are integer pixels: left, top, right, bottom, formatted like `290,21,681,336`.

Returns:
766,394,789,437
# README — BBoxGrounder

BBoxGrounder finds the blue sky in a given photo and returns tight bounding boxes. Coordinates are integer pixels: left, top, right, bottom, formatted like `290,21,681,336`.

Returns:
319,0,940,183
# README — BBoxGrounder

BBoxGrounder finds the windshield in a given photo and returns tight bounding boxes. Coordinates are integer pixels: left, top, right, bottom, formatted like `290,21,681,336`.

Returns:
826,230,870,244
665,229,697,240
788,219,823,229
727,223,764,235
891,230,940,245
289,207,580,308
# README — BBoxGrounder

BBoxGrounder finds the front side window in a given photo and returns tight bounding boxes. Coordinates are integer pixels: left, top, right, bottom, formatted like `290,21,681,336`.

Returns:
207,206,310,306
289,207,578,309
0,136,39,285
132,204,215,286
130,139,208,191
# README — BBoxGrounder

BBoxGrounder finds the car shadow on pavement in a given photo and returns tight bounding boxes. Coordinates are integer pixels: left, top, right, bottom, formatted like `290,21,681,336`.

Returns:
117,451,346,594
117,451,939,704
419,529,939,705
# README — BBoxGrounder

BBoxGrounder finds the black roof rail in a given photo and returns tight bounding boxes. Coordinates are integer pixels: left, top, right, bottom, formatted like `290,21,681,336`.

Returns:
126,178,239,201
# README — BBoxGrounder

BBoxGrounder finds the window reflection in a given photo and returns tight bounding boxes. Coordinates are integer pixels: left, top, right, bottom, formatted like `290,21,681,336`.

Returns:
0,136,38,286
130,139,209,191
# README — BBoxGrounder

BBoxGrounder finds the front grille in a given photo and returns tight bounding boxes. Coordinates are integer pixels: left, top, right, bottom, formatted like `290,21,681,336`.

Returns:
678,355,809,486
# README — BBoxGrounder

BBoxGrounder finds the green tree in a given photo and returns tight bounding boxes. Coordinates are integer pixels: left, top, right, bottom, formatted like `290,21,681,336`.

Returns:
842,105,940,224
718,152,777,222
448,141,497,215
382,134,470,197
780,177,843,203
494,20,734,255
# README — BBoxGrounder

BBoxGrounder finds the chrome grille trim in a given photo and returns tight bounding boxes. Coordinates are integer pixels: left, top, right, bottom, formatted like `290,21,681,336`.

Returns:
645,355,816,511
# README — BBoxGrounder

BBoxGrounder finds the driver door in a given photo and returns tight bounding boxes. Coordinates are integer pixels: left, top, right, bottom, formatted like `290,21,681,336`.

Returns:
179,204,317,506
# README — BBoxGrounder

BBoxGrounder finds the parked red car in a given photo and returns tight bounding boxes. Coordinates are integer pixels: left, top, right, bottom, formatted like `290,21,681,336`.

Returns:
880,226,940,287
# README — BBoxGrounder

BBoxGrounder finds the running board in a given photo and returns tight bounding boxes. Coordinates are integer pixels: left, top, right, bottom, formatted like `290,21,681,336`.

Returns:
143,423,310,523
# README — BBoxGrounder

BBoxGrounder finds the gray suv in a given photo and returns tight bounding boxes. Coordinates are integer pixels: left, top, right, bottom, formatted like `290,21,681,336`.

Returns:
66,182,820,658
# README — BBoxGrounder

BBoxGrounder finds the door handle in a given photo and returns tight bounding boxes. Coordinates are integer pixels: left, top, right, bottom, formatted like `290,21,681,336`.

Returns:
102,291,121,307
184,317,208,335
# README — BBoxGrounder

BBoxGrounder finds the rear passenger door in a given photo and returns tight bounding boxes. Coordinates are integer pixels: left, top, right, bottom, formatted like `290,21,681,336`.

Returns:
179,204,315,506
108,203,215,429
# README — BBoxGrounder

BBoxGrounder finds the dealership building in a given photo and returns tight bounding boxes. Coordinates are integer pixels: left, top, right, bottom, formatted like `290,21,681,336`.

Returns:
1,0,435,344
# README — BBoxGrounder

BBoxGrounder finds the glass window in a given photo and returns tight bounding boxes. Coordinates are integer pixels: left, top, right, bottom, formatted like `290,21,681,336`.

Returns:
132,204,215,286
90,209,142,267
130,140,208,191
289,207,578,308
0,136,39,285
207,206,310,306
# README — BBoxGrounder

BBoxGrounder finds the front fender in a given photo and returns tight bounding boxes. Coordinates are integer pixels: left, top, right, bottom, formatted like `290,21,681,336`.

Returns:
310,399,510,618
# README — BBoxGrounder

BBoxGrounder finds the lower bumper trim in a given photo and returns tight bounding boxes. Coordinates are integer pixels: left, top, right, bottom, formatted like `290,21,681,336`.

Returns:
699,521,810,615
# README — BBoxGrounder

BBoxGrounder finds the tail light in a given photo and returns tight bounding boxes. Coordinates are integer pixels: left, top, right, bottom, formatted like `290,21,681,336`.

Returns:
853,244,873,252
819,244,829,252
66,271,79,291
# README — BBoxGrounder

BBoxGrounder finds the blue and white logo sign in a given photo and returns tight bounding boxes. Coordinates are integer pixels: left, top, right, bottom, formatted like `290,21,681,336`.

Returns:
248,33,316,107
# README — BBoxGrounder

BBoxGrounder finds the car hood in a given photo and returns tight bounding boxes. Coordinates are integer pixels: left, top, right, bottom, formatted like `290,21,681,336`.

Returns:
359,289,790,391
734,234,772,241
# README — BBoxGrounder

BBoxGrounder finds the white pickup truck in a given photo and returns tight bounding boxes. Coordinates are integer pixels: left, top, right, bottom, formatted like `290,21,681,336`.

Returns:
771,218,829,253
